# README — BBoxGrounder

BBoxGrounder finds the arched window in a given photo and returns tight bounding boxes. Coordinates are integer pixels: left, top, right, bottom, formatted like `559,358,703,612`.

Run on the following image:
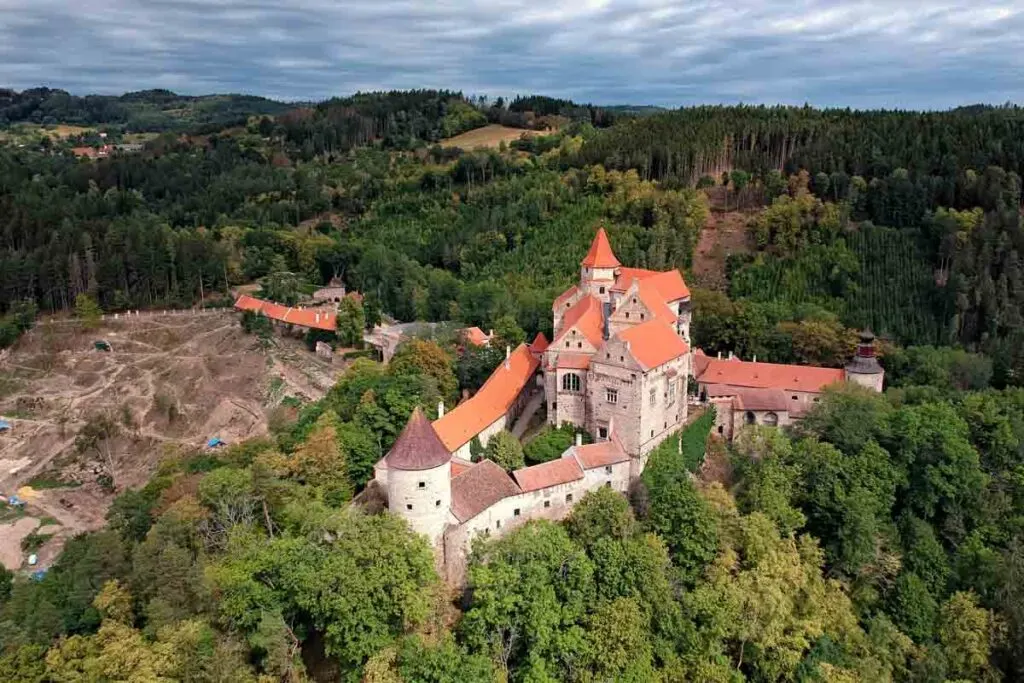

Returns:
561,372,581,392
763,412,779,426
745,411,756,425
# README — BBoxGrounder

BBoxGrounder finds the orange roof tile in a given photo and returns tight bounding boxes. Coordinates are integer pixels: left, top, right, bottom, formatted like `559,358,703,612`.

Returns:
451,460,521,522
450,457,474,478
637,280,679,324
513,457,584,492
616,320,689,370
556,353,592,370
463,326,491,346
529,332,550,354
695,357,845,394
553,285,579,310
433,344,540,451
611,267,690,301
554,295,604,348
572,441,629,469
233,295,336,331
581,228,621,268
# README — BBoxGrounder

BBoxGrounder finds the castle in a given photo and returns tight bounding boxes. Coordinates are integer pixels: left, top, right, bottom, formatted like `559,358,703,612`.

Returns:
372,229,884,580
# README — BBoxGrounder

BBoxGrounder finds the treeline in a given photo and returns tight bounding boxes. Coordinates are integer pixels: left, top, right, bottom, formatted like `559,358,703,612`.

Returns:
0,87,290,133
277,90,488,158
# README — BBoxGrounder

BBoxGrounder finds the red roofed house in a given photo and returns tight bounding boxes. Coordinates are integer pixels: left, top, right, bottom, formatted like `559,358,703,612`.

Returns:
544,227,692,463
233,294,336,332
693,329,884,440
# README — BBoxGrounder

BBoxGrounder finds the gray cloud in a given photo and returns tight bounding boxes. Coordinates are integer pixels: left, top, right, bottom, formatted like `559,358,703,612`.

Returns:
1,0,1022,107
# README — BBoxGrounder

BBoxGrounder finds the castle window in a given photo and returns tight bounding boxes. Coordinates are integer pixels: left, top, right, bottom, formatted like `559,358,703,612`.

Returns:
625,312,629,319
718,426,724,434
764,412,779,426
544,500,551,509
605,482,612,488
649,388,657,406
514,508,521,517
496,520,501,529
418,481,425,488
745,411,756,425
651,430,654,437
620,356,624,362
599,427,608,439
577,342,582,348
667,379,677,405
792,395,798,400
604,465,613,475
406,504,413,511
640,313,645,320
435,500,441,507
566,493,574,503
565,341,570,348
562,373,581,392
599,286,606,294
606,388,618,404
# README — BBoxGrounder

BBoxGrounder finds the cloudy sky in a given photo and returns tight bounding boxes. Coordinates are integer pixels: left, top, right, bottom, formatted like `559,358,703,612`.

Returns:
1,0,1021,108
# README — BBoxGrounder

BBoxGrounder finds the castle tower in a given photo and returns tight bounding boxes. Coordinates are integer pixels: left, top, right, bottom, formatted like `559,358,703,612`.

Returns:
845,330,884,392
580,227,620,302
384,407,452,544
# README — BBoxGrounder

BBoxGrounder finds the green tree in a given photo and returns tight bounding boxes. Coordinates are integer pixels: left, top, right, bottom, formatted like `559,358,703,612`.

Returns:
74,293,102,329
483,430,525,472
388,338,458,406
260,271,303,305
566,487,638,552
336,294,366,347
937,591,1003,682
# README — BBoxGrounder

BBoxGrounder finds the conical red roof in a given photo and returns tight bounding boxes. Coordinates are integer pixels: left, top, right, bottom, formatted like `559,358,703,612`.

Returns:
385,407,451,471
581,227,620,268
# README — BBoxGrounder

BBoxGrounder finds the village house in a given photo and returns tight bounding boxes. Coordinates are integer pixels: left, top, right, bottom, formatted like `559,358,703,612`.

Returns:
233,293,336,334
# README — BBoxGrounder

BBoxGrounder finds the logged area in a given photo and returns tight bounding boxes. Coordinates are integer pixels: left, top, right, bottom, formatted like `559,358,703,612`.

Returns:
0,311,337,570
440,124,537,149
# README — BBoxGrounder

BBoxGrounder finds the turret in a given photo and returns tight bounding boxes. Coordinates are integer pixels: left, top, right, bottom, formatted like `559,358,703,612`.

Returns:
845,330,884,392
580,227,620,301
384,407,452,544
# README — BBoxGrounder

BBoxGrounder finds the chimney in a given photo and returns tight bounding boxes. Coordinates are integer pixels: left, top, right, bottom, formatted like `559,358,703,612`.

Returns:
437,400,445,418
575,433,583,447
717,351,722,359
504,345,511,370
728,351,734,360
752,354,757,363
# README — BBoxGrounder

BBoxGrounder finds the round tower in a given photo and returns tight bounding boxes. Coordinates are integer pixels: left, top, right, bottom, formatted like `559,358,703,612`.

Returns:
845,330,885,392
384,407,452,544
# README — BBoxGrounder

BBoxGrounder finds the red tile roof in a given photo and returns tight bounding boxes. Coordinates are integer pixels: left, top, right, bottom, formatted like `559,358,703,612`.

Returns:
385,407,452,471
705,384,789,412
513,457,584,492
696,357,845,394
616,320,689,370
637,280,679,324
450,457,474,478
572,441,630,469
553,285,579,310
581,228,621,268
433,344,540,451
451,460,521,522
612,267,690,301
554,295,604,348
233,294,336,331
529,332,550,354
463,326,491,346
556,353,592,370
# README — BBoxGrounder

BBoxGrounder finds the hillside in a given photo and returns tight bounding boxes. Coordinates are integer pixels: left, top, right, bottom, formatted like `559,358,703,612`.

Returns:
0,87,292,133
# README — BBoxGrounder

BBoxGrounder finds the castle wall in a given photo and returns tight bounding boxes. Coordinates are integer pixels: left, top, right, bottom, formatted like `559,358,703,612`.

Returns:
637,354,690,456
846,370,885,393
587,340,643,454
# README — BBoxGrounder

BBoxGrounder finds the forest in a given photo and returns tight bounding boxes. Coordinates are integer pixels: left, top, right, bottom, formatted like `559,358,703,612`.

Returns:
2,89,1024,680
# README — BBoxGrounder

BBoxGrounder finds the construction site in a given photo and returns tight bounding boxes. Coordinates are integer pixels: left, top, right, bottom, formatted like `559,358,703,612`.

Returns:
0,309,340,573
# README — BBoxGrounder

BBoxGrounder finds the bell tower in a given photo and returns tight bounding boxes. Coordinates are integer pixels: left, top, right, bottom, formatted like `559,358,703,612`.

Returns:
580,227,620,303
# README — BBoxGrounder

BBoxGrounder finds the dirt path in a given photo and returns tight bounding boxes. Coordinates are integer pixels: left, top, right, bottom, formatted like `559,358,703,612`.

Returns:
691,211,754,290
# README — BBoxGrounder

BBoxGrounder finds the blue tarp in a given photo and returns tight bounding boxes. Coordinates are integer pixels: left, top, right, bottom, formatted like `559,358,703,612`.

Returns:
207,437,225,448
31,569,48,581
0,419,10,431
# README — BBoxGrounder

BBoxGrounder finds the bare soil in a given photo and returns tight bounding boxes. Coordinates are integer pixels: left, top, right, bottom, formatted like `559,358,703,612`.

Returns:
440,124,539,149
691,210,756,290
0,310,345,568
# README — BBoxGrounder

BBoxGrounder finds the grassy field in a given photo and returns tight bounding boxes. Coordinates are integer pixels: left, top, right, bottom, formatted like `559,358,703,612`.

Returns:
440,124,537,149
0,123,96,144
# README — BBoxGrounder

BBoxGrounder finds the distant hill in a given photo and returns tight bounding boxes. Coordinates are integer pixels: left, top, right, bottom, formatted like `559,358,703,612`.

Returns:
0,87,293,133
